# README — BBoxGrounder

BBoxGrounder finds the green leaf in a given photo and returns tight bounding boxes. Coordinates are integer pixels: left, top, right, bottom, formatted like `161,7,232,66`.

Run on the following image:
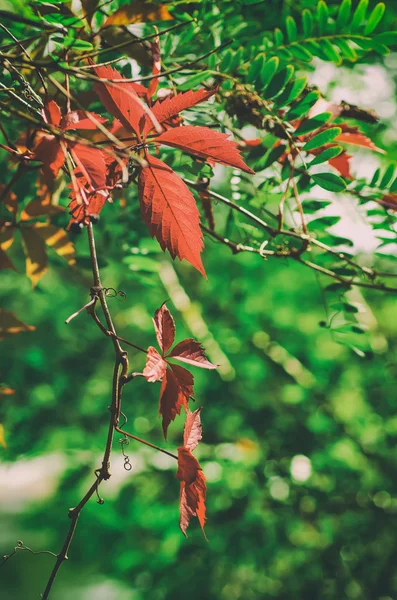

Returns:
312,172,347,192
289,44,313,62
343,302,359,313
369,168,381,187
334,38,358,61
364,2,385,34
230,48,244,71
247,53,266,82
302,9,314,37
276,76,307,107
351,0,369,31
178,71,212,90
309,216,341,230
266,66,294,98
274,28,284,45
295,112,333,135
379,164,396,189
320,39,342,64
301,199,332,213
70,39,94,51
220,49,233,72
325,282,351,292
336,0,352,30
285,90,320,119
321,234,354,247
255,145,286,170
374,31,397,45
260,56,279,88
310,145,343,166
303,127,342,151
285,16,298,43
317,0,329,36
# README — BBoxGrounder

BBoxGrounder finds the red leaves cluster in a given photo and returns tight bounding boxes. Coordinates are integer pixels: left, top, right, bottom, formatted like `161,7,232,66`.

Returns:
177,409,207,538
143,303,214,537
143,302,216,438
29,45,254,275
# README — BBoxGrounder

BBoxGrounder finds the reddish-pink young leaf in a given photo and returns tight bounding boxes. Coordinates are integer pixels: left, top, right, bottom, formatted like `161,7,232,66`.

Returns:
159,364,193,439
177,447,207,538
43,100,62,126
168,338,216,369
33,133,65,178
183,408,202,452
153,302,175,354
138,153,205,276
156,126,254,173
61,111,107,131
90,63,146,138
143,346,167,382
70,144,107,190
142,88,217,138
335,131,385,154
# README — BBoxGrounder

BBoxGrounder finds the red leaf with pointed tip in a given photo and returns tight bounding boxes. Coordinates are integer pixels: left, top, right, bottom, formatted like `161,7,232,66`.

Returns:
142,88,217,138
43,100,62,126
138,153,205,276
335,131,385,154
71,144,107,190
153,302,175,354
168,338,217,369
156,126,254,173
183,408,202,452
177,447,207,538
91,63,145,138
62,111,107,130
33,133,65,178
143,346,167,382
159,364,193,439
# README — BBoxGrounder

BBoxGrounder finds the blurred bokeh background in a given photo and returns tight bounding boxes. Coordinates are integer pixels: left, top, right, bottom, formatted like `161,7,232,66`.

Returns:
2,1,397,599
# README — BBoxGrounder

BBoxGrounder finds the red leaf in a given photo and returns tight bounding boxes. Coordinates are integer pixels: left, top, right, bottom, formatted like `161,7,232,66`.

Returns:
70,144,107,190
153,302,175,354
91,63,146,138
177,447,207,538
68,188,109,226
171,363,194,401
335,131,385,154
156,126,254,173
142,88,217,137
33,133,65,178
138,153,205,276
329,151,352,179
183,408,202,452
62,111,107,131
143,346,167,382
168,338,217,369
43,100,62,126
159,364,193,439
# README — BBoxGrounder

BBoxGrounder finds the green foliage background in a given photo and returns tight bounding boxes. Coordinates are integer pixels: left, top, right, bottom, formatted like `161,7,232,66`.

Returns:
1,0,397,599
